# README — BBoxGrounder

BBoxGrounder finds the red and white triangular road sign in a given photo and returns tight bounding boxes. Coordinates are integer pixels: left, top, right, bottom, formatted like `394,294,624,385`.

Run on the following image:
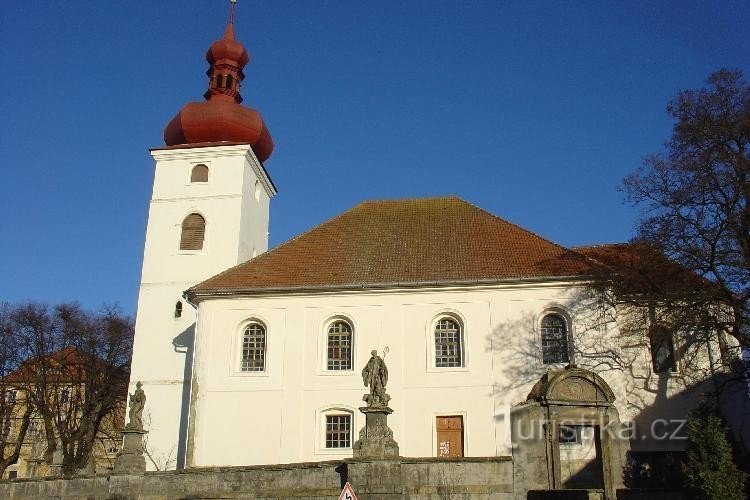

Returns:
337,482,358,500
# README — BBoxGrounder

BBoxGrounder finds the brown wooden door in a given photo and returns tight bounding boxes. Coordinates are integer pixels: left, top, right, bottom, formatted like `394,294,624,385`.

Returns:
436,416,464,457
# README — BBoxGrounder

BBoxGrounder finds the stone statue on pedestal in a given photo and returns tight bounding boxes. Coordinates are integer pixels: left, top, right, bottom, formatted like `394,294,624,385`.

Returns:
114,381,148,474
361,349,391,407
353,349,399,459
126,381,146,430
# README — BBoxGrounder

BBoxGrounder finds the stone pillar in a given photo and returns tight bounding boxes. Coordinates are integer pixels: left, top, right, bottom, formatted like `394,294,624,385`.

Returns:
350,407,402,499
353,406,399,459
113,429,148,474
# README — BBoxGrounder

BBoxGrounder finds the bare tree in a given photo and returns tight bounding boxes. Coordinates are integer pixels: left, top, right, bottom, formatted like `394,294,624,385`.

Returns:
7,302,133,476
622,69,750,351
0,303,33,477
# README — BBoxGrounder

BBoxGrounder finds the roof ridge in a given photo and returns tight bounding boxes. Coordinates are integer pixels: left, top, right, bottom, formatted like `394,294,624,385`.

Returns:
357,195,461,205
572,242,630,250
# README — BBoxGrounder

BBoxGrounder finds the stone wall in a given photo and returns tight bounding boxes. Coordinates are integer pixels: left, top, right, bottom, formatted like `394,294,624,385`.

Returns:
0,457,513,500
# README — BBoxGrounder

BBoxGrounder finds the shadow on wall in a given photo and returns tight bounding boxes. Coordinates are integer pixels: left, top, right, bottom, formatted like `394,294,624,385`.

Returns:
483,283,750,488
172,324,195,470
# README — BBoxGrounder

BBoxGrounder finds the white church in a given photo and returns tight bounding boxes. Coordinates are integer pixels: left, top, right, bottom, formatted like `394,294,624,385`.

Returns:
128,6,731,494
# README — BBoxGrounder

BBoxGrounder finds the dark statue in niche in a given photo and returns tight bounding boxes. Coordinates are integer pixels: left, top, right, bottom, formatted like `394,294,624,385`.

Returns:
362,349,390,407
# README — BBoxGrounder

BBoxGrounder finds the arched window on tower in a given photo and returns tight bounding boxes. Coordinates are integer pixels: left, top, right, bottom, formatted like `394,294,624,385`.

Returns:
541,314,570,364
225,74,234,90
190,164,209,183
179,213,206,251
215,74,223,89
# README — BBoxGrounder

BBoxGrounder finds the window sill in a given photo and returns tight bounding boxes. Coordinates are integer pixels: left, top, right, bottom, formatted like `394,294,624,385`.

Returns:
317,370,356,377
177,250,206,256
426,366,469,373
230,370,270,378
315,447,353,456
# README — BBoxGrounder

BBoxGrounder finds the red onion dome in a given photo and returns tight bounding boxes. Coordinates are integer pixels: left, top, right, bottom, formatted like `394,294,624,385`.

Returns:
163,12,273,162
207,23,249,68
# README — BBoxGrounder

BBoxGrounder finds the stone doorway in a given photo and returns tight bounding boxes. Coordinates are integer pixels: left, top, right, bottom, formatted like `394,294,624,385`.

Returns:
511,367,627,500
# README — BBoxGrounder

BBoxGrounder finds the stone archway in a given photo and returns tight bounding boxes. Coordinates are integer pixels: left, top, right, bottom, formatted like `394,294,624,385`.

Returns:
511,367,626,500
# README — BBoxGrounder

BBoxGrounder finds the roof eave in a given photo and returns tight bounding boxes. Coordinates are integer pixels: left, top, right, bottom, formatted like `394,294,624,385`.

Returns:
185,274,598,303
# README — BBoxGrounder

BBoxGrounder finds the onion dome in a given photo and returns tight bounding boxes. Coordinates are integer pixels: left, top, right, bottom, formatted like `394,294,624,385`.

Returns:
163,3,274,162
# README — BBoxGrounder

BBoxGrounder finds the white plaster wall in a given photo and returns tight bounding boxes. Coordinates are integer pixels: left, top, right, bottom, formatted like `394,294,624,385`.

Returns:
188,281,655,467
130,144,274,470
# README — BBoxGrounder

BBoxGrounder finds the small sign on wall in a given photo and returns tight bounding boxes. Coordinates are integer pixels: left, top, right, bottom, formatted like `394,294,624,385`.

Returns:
337,482,358,500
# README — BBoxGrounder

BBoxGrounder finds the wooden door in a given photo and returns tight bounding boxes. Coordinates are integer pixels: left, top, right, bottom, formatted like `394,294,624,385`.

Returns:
436,416,464,457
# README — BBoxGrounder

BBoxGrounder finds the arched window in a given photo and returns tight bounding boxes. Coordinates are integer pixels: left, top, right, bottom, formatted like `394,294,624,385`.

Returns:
435,317,463,367
190,164,209,183
225,74,234,90
649,326,676,373
241,322,266,372
215,74,223,88
327,320,352,370
541,314,569,364
174,301,182,318
179,213,205,251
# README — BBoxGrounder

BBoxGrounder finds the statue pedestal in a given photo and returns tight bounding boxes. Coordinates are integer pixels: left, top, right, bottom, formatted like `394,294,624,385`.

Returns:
353,406,399,459
113,428,148,474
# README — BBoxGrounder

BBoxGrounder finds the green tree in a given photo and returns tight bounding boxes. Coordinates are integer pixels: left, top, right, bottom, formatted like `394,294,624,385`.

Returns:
683,403,745,499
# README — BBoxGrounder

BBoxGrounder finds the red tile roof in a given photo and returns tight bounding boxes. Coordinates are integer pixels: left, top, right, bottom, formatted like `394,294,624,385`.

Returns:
188,197,603,298
574,242,712,296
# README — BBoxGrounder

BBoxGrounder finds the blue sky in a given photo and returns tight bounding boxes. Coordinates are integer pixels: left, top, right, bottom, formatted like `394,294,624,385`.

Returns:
1,1,748,315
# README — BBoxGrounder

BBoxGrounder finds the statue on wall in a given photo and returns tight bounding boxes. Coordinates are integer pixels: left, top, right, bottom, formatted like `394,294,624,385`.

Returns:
127,381,146,430
362,350,390,407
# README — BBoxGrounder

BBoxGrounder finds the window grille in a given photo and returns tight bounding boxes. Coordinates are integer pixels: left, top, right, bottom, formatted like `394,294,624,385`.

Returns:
541,314,569,364
435,318,462,367
325,414,351,448
180,213,206,250
327,321,352,370
190,164,209,183
241,322,266,372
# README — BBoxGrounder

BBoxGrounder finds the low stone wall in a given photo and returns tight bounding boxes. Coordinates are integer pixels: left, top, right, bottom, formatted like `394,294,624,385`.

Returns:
0,457,514,500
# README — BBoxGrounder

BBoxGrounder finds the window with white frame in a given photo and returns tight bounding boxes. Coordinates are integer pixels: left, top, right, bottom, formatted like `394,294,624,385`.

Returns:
435,317,463,367
241,321,266,372
541,313,570,364
325,413,352,448
179,213,206,251
327,320,353,370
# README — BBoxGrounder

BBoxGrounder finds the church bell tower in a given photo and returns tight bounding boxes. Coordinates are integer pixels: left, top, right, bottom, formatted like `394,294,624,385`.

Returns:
129,1,276,469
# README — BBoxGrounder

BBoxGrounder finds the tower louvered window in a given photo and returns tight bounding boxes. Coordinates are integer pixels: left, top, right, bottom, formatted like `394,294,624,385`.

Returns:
541,314,569,364
435,317,463,367
190,164,209,182
327,320,353,370
241,322,266,372
180,213,206,250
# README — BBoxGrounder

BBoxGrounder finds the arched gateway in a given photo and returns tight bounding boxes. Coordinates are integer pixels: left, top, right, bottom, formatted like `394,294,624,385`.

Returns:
511,367,627,500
